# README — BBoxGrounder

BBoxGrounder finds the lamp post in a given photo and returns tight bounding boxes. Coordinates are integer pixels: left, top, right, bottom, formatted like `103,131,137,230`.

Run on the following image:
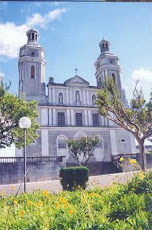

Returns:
19,117,31,193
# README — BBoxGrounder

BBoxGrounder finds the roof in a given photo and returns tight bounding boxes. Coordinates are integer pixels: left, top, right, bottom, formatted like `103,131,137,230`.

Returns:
47,75,95,88
64,75,89,85
26,29,39,36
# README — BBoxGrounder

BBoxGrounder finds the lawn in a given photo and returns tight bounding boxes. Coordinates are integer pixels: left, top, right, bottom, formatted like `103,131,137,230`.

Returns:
0,171,152,230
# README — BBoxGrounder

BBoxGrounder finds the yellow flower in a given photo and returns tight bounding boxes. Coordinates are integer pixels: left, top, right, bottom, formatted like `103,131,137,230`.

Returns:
138,173,145,180
59,197,68,204
68,210,73,215
27,200,32,206
37,200,42,206
55,203,60,209
64,204,68,208
19,210,24,217
11,186,14,190
119,157,124,162
13,200,18,206
90,192,99,198
43,190,48,196
81,198,85,202
130,159,137,164
90,192,97,197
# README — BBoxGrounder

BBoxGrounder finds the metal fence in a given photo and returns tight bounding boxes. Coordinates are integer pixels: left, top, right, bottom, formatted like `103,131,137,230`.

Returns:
0,156,65,163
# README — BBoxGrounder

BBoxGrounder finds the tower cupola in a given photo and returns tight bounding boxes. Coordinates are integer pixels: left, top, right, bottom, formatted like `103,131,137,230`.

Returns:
26,29,39,45
99,39,110,53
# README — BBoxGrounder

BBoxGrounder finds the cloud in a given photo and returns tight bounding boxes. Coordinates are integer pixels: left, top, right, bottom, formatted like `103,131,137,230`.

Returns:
132,68,152,83
131,68,152,100
0,8,66,58
26,8,66,29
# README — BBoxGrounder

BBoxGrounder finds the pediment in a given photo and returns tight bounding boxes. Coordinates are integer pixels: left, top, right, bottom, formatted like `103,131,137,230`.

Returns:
64,75,89,87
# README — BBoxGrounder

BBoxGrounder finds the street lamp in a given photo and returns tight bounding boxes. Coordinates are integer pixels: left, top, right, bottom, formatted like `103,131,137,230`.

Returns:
19,117,31,193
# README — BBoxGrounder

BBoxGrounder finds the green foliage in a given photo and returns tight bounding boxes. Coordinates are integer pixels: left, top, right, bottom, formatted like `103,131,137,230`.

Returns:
108,193,146,221
67,136,99,166
126,170,152,195
0,170,152,229
96,77,152,138
59,167,89,191
96,77,152,171
0,82,39,148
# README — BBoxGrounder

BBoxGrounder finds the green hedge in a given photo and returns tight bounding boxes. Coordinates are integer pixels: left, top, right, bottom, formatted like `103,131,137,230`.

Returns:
59,166,89,191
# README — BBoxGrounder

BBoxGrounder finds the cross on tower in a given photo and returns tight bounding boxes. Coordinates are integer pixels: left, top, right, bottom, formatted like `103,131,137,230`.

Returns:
75,67,78,75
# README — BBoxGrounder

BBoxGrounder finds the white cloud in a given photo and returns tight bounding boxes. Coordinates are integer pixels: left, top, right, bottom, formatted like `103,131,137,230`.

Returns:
26,8,66,29
132,68,152,82
131,68,152,100
0,8,66,58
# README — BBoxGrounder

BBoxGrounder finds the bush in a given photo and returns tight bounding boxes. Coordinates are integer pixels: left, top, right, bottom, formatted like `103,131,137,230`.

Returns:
59,167,89,191
126,170,152,195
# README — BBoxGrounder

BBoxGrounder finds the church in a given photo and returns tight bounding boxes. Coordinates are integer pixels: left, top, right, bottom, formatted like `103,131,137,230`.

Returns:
16,29,136,165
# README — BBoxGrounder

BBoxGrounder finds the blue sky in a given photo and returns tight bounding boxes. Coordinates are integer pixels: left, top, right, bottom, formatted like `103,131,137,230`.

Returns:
1,2,152,101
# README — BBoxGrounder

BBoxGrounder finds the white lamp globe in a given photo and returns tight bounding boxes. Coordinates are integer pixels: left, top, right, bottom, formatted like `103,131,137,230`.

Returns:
19,117,31,129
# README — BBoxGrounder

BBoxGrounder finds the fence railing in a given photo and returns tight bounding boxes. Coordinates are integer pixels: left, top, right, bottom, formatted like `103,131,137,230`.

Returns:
0,156,65,164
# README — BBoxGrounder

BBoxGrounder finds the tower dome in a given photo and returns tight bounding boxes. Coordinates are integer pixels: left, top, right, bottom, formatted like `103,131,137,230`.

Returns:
26,29,39,44
99,38,110,53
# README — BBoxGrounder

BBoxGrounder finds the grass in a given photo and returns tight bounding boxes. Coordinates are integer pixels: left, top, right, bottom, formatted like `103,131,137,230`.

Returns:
0,170,152,230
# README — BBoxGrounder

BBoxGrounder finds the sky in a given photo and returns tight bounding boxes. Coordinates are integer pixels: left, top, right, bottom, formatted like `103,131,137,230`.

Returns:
1,2,152,101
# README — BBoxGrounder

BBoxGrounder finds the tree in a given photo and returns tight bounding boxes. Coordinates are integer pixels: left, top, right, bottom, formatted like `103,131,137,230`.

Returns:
96,77,152,171
0,82,39,149
67,136,99,166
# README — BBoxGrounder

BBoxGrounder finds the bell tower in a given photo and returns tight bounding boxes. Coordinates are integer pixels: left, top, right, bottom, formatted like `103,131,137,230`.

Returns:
18,29,46,102
94,38,122,98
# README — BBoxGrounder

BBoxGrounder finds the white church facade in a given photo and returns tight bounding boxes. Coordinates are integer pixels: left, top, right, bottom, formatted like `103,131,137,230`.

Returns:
16,29,136,164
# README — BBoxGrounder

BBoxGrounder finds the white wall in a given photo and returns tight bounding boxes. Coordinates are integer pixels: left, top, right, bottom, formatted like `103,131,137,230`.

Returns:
0,144,15,157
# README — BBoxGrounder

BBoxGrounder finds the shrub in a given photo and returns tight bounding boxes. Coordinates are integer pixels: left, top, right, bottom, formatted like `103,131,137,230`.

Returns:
108,193,146,221
126,170,152,195
59,167,89,191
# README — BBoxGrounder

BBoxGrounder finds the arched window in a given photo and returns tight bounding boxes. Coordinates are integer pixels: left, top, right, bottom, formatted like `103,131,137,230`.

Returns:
98,77,102,87
57,135,67,149
106,43,108,50
75,90,81,103
112,73,116,83
102,43,105,51
120,138,126,143
96,135,103,148
92,95,96,105
32,33,34,40
74,131,87,140
31,66,35,79
58,92,63,104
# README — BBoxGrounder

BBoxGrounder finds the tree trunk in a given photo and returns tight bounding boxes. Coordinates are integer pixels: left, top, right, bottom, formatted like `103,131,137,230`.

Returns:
139,140,146,172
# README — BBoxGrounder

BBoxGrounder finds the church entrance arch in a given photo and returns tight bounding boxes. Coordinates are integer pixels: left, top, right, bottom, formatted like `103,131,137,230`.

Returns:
56,135,69,160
